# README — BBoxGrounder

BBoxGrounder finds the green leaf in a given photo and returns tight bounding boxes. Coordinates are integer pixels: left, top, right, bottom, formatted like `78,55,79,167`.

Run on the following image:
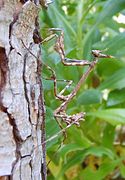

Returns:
95,0,125,25
67,127,93,147
59,143,83,161
57,150,84,178
80,159,122,180
97,58,125,77
45,3,76,48
93,32,125,55
83,0,125,58
57,146,115,178
77,89,102,105
46,107,61,149
120,162,125,178
96,159,122,179
83,146,115,159
43,79,53,90
107,88,125,106
102,124,115,149
88,109,125,125
98,68,125,90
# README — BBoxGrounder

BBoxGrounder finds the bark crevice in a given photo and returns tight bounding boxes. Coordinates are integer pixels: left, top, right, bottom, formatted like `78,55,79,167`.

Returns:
23,52,32,125
0,47,8,105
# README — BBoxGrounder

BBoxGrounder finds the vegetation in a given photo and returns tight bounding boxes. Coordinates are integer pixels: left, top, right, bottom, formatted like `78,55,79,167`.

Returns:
40,0,125,179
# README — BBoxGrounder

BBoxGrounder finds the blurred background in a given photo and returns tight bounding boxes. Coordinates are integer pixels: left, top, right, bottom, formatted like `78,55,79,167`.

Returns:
39,0,125,179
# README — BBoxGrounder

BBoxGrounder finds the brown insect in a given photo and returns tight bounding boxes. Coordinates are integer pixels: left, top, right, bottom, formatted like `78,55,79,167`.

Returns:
42,28,113,129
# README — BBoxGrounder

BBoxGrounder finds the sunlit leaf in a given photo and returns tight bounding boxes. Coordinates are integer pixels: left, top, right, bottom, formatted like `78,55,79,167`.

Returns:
83,0,125,58
95,0,125,25
80,159,122,180
57,146,115,178
84,146,115,159
120,162,125,178
88,109,125,125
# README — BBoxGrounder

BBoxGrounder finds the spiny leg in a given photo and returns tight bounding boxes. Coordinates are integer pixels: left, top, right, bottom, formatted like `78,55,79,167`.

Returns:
47,28,92,66
57,79,73,97
53,42,113,126
53,62,96,126
43,77,73,101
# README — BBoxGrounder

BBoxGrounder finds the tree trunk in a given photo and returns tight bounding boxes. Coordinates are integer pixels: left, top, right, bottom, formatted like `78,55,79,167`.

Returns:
0,1,46,179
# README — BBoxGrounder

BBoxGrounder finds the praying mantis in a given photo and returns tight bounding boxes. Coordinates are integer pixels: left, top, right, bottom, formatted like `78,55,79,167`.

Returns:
40,28,113,132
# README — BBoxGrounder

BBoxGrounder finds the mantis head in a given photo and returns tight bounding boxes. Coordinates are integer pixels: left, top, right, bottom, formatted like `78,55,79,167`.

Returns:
92,50,114,58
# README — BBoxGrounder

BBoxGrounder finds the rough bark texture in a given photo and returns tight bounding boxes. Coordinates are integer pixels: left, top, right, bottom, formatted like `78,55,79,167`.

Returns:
0,1,46,179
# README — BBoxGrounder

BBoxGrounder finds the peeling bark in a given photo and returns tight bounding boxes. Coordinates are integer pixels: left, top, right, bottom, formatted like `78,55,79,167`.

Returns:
0,1,46,179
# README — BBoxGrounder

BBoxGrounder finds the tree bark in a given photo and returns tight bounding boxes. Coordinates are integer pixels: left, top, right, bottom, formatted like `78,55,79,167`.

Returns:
0,1,46,179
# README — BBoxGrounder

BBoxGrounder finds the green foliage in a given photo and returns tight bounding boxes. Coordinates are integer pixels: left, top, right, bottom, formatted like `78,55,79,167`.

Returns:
40,0,125,179
77,89,102,105
88,109,125,125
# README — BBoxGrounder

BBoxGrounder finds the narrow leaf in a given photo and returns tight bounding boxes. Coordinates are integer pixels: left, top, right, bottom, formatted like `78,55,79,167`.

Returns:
88,109,125,125
77,89,102,105
98,68,125,90
107,88,125,106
